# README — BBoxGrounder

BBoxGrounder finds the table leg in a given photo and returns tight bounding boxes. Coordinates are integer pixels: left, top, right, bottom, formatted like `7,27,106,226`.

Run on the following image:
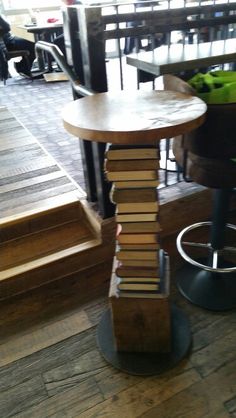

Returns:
97,143,191,374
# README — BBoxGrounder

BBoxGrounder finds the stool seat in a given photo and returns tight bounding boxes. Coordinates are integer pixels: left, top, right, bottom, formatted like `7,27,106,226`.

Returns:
184,103,236,159
188,154,236,189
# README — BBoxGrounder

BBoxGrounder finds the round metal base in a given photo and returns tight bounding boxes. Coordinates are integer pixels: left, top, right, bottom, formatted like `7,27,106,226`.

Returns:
96,304,191,376
176,261,236,311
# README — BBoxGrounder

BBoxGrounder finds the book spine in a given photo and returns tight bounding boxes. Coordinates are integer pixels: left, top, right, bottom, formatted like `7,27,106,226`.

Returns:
105,144,169,300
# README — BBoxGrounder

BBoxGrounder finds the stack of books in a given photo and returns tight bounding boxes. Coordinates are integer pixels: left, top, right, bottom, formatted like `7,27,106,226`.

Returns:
105,144,167,299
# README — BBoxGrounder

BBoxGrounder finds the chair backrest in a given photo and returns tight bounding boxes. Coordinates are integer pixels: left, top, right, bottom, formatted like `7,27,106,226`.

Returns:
163,74,195,96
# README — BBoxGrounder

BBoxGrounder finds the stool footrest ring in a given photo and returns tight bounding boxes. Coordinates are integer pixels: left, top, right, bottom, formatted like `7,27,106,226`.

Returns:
177,221,236,273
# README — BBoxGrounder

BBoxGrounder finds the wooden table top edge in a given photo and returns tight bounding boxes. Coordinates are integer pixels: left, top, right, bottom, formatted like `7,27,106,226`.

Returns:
62,90,207,145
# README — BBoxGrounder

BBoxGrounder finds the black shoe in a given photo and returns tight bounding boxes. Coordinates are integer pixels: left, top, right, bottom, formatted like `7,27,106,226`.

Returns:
14,62,31,78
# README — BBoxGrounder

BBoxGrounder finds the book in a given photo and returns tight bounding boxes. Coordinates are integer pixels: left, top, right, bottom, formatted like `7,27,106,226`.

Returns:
117,202,159,213
118,277,160,283
116,259,159,267
114,180,160,189
117,250,158,261
116,265,159,278
118,282,160,292
105,145,159,161
119,221,161,233
118,243,160,250
117,291,165,299
116,213,158,222
110,249,169,298
106,170,158,182
117,278,164,299
111,188,158,204
117,233,159,245
105,159,160,172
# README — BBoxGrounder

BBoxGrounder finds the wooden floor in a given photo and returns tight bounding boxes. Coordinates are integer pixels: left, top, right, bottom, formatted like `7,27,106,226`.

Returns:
0,268,235,418
0,106,85,225
1,106,236,418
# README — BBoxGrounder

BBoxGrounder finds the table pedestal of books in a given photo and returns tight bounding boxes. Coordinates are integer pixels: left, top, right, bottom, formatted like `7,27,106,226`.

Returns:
62,90,206,375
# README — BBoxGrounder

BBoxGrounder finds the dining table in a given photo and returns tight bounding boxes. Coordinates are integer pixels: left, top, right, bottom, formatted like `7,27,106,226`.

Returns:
15,22,63,72
126,38,236,78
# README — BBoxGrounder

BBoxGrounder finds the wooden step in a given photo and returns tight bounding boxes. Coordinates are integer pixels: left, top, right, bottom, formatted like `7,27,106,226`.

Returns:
0,106,115,301
0,199,115,300
0,106,85,228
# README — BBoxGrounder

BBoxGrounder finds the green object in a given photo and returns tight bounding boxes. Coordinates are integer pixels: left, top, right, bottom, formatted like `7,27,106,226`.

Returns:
188,71,236,104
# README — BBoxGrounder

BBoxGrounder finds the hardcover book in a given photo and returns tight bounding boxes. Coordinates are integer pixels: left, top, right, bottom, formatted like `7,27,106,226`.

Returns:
105,145,159,161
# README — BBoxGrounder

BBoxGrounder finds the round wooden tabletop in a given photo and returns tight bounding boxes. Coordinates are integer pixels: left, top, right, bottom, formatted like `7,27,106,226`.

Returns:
62,90,206,145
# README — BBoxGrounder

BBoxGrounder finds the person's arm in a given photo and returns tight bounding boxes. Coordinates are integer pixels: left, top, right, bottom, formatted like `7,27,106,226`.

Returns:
0,16,11,34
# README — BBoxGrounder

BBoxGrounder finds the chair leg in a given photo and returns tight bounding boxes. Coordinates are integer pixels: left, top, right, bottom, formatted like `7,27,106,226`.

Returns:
175,189,236,311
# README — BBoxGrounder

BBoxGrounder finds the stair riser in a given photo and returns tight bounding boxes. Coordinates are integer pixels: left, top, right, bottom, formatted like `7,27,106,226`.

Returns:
0,201,83,243
0,243,114,300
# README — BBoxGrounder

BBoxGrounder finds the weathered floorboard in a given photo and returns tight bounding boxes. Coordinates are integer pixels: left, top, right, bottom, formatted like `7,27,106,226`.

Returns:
0,107,84,222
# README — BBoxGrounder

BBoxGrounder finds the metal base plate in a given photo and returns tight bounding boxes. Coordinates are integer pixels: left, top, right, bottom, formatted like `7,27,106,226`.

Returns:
96,304,191,376
176,261,236,311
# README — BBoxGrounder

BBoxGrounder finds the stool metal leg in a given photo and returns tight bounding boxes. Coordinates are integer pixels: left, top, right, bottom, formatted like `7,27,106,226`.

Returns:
176,189,236,311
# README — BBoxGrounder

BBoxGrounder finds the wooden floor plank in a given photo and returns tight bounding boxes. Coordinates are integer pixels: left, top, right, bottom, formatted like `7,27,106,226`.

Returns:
0,107,84,222
77,368,201,418
0,283,236,418
12,378,104,418
0,183,77,212
0,165,59,186
190,328,236,378
0,157,56,180
0,376,47,418
42,349,108,396
0,134,36,151
0,329,98,392
0,170,66,194
0,190,83,227
0,310,92,368
0,176,74,204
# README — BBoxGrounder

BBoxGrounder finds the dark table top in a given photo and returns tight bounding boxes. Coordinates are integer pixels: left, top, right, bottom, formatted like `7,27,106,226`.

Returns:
127,39,236,76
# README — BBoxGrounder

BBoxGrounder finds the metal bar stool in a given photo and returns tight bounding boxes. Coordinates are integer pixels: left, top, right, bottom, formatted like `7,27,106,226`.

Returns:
167,75,236,311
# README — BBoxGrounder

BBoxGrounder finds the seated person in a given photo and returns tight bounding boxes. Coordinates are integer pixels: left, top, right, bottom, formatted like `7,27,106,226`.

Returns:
0,15,35,77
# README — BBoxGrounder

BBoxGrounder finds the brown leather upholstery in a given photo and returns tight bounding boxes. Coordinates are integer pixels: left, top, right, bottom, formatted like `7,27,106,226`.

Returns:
184,103,236,159
162,75,236,188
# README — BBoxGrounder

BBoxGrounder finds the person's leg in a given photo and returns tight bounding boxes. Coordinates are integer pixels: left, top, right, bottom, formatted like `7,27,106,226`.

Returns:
5,36,35,75
54,34,66,56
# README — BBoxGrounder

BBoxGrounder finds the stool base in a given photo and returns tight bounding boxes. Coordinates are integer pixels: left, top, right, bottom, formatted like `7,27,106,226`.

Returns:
96,304,191,376
176,260,236,311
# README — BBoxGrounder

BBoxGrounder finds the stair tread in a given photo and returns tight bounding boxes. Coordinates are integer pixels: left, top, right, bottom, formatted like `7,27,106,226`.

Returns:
0,107,85,227
0,219,97,271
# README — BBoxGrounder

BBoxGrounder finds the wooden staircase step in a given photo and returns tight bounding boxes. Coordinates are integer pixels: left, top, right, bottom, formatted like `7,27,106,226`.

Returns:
0,107,116,301
0,219,97,270
0,198,84,243
0,106,85,229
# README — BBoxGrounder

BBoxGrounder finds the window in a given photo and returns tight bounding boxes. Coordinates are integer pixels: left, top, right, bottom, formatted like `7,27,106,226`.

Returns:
1,0,61,11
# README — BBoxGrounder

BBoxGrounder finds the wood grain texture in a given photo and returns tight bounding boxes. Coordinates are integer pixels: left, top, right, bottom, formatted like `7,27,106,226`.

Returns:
62,90,206,144
0,310,92,368
0,279,235,418
0,107,84,223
